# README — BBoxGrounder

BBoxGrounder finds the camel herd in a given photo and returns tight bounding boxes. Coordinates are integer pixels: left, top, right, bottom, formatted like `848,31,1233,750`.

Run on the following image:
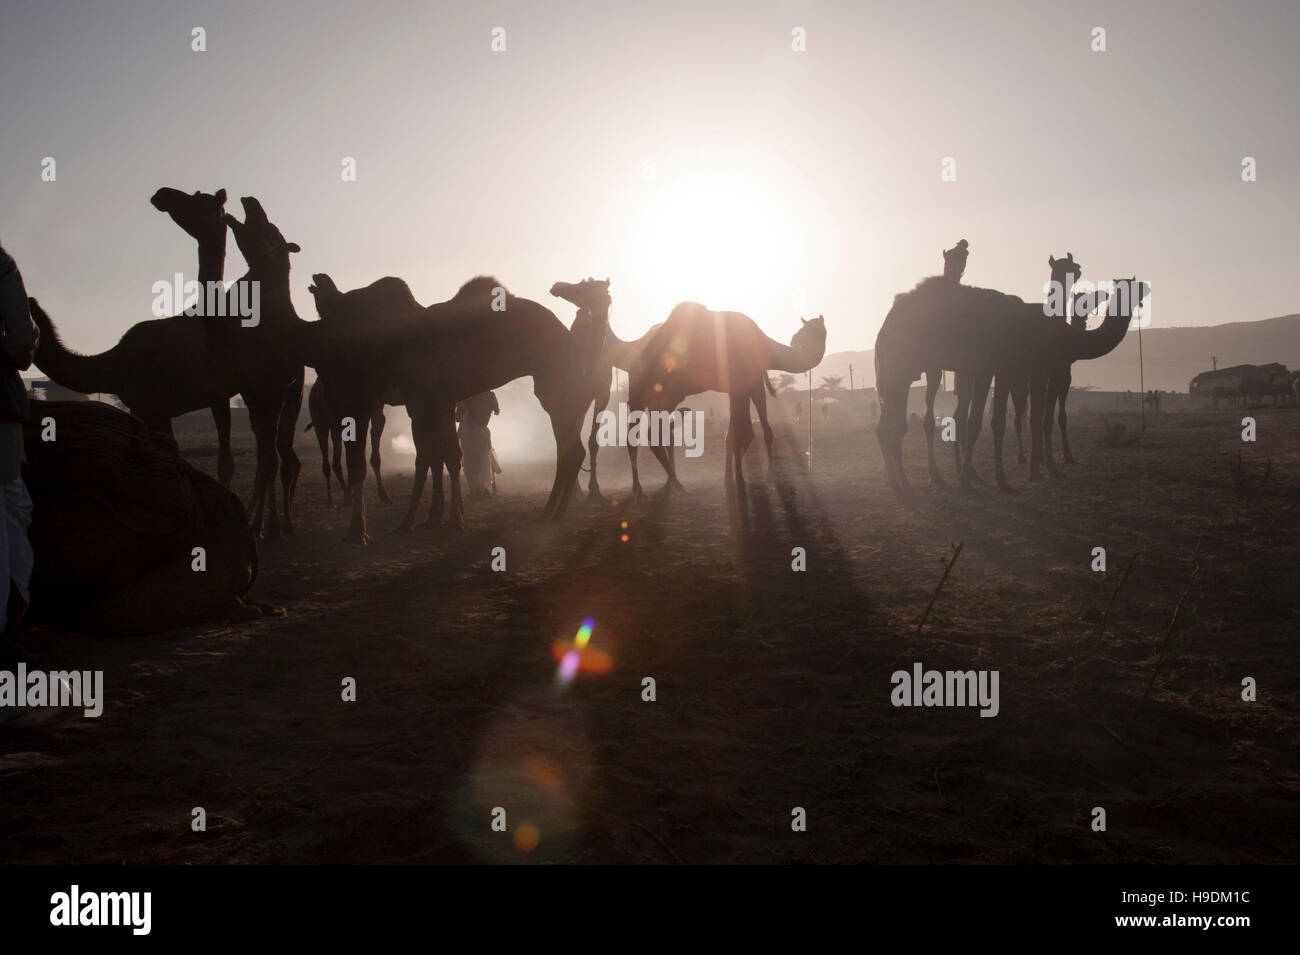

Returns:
25,190,830,548
876,242,1147,498
24,190,1149,568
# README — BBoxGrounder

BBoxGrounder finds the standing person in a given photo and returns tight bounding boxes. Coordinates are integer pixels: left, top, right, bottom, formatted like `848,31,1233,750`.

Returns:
0,246,39,668
456,390,500,500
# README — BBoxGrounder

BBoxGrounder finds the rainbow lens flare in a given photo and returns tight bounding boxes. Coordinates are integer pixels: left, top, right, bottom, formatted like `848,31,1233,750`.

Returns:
553,616,612,686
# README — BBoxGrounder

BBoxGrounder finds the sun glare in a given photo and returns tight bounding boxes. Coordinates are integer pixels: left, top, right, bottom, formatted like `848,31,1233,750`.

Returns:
607,143,829,340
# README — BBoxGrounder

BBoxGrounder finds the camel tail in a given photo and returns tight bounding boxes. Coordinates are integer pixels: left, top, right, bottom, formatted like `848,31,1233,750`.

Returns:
304,422,315,433
764,373,776,397
27,298,118,398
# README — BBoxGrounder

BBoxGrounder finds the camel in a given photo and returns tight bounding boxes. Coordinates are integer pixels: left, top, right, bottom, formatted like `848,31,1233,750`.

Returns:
920,240,968,484
304,379,400,508
875,275,1145,496
30,196,305,538
952,254,1108,482
1040,254,1110,467
150,186,238,485
624,304,827,499
22,399,263,634
305,273,413,508
549,277,652,503
295,276,593,542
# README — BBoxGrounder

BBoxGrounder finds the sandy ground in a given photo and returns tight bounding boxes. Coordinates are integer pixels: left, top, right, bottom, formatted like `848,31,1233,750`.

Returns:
1,400,1297,863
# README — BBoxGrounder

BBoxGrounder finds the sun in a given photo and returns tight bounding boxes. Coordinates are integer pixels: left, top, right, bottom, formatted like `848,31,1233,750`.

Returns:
608,148,825,334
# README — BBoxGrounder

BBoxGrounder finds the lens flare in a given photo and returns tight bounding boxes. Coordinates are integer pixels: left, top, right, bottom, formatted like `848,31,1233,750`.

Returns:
553,616,613,686
514,823,541,852
557,648,580,684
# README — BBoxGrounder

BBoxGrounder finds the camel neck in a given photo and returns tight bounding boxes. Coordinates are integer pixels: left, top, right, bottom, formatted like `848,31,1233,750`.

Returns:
767,339,819,374
197,235,227,285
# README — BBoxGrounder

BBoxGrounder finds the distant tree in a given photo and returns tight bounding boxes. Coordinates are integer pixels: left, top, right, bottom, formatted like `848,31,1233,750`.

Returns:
820,375,845,393
775,373,797,393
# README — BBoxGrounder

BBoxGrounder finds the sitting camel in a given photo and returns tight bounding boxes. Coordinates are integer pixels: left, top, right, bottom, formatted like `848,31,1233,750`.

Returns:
30,197,305,538
875,275,1146,496
625,304,827,499
22,399,263,633
295,276,592,542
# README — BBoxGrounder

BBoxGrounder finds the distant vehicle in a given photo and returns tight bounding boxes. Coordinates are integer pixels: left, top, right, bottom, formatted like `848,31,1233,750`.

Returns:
1189,363,1291,408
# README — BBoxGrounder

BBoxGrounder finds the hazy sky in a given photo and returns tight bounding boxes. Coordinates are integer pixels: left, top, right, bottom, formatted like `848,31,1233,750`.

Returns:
2,0,1296,359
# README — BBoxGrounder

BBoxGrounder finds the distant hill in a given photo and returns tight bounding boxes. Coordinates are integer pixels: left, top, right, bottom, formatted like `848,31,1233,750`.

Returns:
813,314,1300,394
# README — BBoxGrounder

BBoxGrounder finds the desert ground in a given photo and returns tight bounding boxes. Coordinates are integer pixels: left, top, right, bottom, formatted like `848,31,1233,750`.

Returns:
1,394,1296,864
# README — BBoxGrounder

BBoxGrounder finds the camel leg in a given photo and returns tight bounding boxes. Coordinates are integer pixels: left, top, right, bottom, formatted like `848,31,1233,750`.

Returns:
960,374,992,489
245,398,281,541
371,406,392,504
276,375,304,536
435,406,463,528
1012,380,1027,465
331,423,347,506
991,378,1012,492
751,383,776,478
1028,375,1047,482
546,412,585,520
401,412,433,532
875,376,911,494
923,370,943,485
586,384,611,502
342,403,371,543
727,391,754,492
648,408,686,496
1042,376,1062,478
315,421,335,510
1058,369,1075,465
212,400,234,487
952,373,971,483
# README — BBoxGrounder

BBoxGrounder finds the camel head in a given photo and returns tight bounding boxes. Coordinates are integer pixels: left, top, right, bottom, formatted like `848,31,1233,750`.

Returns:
942,239,969,282
791,314,828,365
225,197,300,276
151,187,227,245
1108,277,1150,317
550,277,611,316
308,273,343,318
1069,278,1149,362
1048,252,1081,288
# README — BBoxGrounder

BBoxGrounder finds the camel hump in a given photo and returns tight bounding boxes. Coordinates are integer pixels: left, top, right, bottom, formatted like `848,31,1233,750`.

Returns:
454,275,506,300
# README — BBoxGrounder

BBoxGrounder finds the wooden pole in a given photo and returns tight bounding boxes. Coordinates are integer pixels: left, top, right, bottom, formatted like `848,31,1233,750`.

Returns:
1138,317,1146,432
807,370,813,472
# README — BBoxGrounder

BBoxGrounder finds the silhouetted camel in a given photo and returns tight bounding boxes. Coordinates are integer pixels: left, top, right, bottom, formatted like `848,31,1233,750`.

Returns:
23,399,262,633
1042,254,1110,467
296,276,592,542
875,275,1145,496
550,277,631,503
306,273,412,507
30,197,305,538
952,254,1106,481
150,186,238,484
921,240,968,484
625,304,827,498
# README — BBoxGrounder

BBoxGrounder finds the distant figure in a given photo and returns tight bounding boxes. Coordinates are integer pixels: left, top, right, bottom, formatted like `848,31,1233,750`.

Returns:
942,239,969,282
822,401,831,422
457,390,500,500
794,402,802,423
0,245,39,667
